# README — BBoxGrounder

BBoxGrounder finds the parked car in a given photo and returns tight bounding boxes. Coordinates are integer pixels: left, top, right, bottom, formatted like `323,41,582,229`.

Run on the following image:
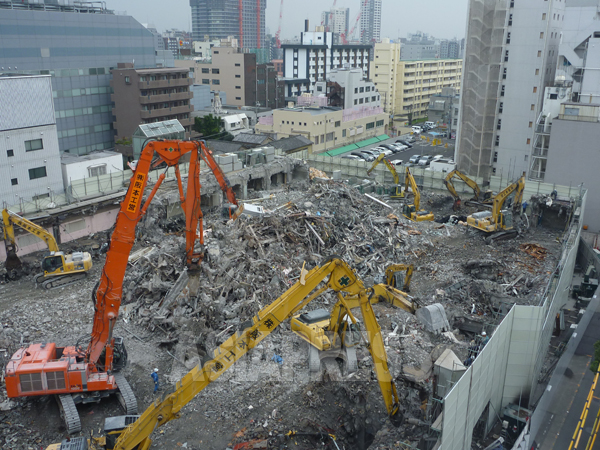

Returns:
396,140,413,148
424,121,436,129
380,148,394,156
380,144,398,153
351,151,373,161
409,154,421,164
418,155,434,166
411,126,422,134
432,154,444,161
360,151,377,160
392,144,408,152
341,154,361,160
390,160,403,166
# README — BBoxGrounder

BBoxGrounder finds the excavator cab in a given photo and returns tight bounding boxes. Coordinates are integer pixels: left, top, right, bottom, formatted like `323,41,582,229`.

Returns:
390,185,404,199
42,253,65,274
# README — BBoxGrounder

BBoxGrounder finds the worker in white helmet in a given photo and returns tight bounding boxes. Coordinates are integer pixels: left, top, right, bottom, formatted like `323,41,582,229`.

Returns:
151,368,159,393
481,331,490,346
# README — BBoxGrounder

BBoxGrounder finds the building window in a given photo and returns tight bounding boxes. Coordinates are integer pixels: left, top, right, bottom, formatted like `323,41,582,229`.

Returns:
501,85,505,96
11,178,17,185
202,79,210,84
533,87,537,93
335,121,341,127
202,68,209,73
508,14,513,26
25,139,43,152
88,165,107,177
497,119,502,130
540,32,544,39
531,104,535,110
359,98,364,104
212,68,220,74
524,155,528,162
526,138,531,144
235,63,240,67
28,166,47,180
7,149,14,157
342,129,346,137
376,119,384,127
235,86,241,89
528,121,533,128
315,136,319,144
537,50,542,57
495,136,500,146
372,96,377,102
499,102,503,113
354,88,358,93
212,80,220,85
354,99,358,105
503,68,507,79
214,50,219,54
504,50,509,62
542,13,546,20
326,132,334,142
236,97,241,100
510,0,514,7
535,68,540,75
506,32,511,44
359,87,364,93
235,74,241,78
366,122,375,130
493,152,498,162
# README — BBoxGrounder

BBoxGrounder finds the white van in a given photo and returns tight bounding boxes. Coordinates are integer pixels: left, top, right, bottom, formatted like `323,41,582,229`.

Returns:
411,125,422,134
424,121,436,128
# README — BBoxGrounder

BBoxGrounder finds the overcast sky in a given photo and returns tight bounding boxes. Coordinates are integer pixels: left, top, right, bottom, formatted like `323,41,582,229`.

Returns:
104,0,468,41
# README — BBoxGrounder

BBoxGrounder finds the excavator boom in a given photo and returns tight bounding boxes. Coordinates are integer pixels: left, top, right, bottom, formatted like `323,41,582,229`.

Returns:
2,209,60,252
443,169,482,208
385,264,413,292
108,257,402,450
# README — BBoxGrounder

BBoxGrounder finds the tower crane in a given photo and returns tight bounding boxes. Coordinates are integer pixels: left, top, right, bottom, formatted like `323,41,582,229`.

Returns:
341,0,369,44
275,0,284,48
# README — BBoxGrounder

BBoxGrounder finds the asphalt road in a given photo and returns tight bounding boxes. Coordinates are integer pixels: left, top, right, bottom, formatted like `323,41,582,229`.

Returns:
535,302,600,449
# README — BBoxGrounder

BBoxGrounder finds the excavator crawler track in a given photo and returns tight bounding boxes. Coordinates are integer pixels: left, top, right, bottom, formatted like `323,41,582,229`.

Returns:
40,272,88,290
114,373,138,415
57,394,81,435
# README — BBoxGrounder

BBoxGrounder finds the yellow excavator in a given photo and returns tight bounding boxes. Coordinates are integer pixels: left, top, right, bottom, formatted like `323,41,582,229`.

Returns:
47,257,404,450
366,153,404,199
466,172,526,243
291,263,447,376
385,263,413,292
2,209,93,289
402,168,434,222
443,169,493,210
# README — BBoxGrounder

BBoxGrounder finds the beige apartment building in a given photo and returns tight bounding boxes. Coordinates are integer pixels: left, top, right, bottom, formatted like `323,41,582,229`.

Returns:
255,106,388,154
371,40,462,120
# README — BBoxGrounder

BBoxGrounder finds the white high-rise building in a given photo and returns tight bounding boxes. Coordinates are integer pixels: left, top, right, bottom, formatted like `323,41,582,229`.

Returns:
321,7,349,41
457,0,564,181
359,0,381,45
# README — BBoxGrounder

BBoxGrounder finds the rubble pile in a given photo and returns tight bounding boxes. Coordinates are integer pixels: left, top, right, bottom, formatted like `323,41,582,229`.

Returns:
0,176,565,449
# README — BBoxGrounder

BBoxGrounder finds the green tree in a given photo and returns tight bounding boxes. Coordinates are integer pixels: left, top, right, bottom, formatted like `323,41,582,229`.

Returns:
193,114,222,137
591,341,600,373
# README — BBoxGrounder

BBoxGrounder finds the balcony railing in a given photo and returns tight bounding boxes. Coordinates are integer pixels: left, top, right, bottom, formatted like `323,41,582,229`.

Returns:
558,114,599,122
138,78,192,90
140,105,192,119
139,92,192,104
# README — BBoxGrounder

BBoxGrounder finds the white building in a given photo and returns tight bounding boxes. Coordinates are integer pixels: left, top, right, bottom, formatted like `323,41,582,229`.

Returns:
314,68,380,110
222,114,250,136
0,75,63,208
321,8,349,43
359,0,382,45
60,151,123,191
193,39,222,60
457,0,564,181
282,25,371,98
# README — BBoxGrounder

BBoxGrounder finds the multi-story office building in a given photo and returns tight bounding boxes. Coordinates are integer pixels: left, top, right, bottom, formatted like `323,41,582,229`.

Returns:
256,63,285,110
370,40,400,114
111,65,194,139
190,0,265,50
0,75,64,207
197,47,257,107
255,105,388,153
313,68,380,110
282,26,371,98
0,0,156,156
359,0,382,45
400,33,439,61
371,42,462,120
440,39,461,59
321,8,350,43
457,0,564,181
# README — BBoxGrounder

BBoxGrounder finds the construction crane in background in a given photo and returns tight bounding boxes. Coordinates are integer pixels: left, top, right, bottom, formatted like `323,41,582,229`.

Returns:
320,0,338,32
340,0,369,44
275,0,284,48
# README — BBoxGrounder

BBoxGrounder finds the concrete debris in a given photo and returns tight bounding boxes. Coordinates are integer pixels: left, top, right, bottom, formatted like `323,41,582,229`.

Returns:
0,170,565,449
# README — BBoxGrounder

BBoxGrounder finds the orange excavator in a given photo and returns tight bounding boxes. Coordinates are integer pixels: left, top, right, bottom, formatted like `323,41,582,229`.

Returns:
4,140,239,434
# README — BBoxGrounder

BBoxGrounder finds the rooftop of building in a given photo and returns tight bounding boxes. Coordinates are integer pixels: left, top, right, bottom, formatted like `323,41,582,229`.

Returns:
232,133,272,145
61,150,121,165
270,135,313,153
279,106,342,115
0,0,113,14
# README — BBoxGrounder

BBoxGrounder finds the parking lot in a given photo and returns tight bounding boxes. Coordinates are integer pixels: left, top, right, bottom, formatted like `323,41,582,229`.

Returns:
344,128,456,167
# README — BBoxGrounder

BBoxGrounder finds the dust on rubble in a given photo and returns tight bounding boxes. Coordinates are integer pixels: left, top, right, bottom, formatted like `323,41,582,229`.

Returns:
0,177,562,449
